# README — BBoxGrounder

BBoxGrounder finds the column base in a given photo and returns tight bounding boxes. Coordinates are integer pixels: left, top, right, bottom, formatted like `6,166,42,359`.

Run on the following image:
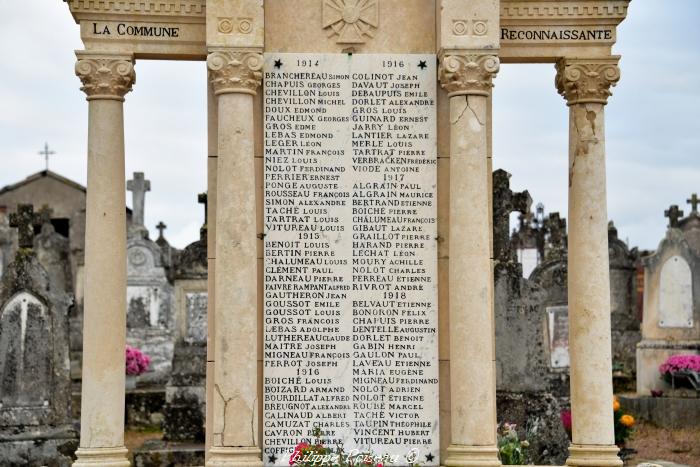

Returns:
206,446,263,467
566,444,622,467
73,446,130,467
444,444,501,467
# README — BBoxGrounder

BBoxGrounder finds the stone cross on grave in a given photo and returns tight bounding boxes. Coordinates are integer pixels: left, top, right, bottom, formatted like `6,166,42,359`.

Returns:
665,205,684,228
687,193,699,213
9,204,41,248
156,221,167,239
198,192,208,226
127,172,151,228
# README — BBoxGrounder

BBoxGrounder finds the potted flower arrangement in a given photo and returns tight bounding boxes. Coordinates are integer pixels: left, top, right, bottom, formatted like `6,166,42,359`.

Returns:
125,345,151,389
560,396,635,449
658,354,700,392
497,422,529,465
612,396,635,448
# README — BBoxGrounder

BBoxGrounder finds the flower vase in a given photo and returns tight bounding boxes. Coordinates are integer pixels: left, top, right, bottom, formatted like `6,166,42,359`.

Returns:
126,375,137,390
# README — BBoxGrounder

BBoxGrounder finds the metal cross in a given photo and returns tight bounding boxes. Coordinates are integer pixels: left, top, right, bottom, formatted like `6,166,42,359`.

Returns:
687,193,699,213
38,142,55,171
9,204,41,248
665,204,684,228
126,172,151,228
198,192,208,225
156,221,167,238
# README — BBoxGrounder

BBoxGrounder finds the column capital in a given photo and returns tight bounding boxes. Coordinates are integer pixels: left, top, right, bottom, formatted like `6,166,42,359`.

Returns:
438,51,500,97
75,51,135,101
555,56,620,106
207,49,263,96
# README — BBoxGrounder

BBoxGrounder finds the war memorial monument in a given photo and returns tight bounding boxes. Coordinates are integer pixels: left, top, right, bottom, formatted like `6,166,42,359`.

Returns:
52,1,631,466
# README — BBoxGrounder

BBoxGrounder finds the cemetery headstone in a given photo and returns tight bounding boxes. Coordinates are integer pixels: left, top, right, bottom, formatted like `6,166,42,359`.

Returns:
126,173,175,386
637,203,700,395
134,196,208,466
0,204,77,465
34,205,73,295
492,173,569,465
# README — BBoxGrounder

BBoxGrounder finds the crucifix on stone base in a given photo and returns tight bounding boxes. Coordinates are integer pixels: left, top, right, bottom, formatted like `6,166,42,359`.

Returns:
687,193,699,213
127,172,151,234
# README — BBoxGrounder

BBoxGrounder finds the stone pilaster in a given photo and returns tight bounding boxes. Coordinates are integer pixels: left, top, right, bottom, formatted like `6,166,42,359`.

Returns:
73,51,134,467
206,49,263,467
439,51,501,467
556,56,623,467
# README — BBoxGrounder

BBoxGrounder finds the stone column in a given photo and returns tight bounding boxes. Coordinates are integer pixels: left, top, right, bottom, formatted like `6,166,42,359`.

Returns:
206,49,263,467
73,51,135,467
555,57,622,467
439,53,501,467
205,77,218,464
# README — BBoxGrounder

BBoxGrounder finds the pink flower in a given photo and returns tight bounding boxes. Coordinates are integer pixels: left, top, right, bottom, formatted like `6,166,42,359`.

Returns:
560,410,572,432
125,346,151,376
659,354,700,374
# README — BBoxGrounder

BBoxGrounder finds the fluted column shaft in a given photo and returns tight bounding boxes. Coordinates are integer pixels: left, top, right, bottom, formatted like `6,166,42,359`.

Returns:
439,53,501,467
206,49,263,467
73,51,134,467
556,57,623,467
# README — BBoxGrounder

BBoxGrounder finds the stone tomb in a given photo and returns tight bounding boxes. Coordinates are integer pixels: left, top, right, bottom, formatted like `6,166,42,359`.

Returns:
263,53,439,464
126,172,175,386
59,1,631,466
637,204,700,395
0,205,77,465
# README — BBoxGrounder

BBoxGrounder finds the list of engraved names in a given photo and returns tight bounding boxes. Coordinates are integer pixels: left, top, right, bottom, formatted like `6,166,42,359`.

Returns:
263,54,439,466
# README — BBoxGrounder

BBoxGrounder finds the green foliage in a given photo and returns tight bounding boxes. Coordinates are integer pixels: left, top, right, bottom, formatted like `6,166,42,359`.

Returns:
497,423,529,465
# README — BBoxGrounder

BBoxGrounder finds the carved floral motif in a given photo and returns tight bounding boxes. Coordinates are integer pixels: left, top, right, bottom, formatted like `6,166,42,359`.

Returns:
438,54,500,96
207,51,263,95
555,58,620,105
322,0,379,44
75,56,135,100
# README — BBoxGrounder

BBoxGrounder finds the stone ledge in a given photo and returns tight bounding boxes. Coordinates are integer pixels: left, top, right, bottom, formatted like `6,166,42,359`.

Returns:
619,395,700,429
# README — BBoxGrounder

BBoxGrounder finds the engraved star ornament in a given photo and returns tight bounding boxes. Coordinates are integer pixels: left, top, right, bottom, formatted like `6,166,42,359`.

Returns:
323,0,379,44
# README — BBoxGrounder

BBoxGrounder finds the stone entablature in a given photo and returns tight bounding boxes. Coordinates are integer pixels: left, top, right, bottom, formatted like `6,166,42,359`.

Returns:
65,0,629,61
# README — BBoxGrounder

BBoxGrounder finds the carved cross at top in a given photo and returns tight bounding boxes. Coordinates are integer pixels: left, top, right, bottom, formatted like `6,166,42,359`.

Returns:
127,172,151,228
9,204,41,249
665,205,684,228
687,193,699,213
198,192,208,226
156,221,167,239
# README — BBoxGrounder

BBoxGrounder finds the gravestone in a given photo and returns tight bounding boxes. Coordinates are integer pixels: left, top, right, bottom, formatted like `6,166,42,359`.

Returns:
637,201,700,395
608,222,641,379
34,205,73,295
0,204,77,465
263,53,440,465
0,211,12,280
492,172,569,465
511,203,546,279
126,173,175,386
134,201,207,467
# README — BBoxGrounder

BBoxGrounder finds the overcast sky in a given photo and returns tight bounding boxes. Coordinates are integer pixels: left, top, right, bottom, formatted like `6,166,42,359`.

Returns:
2,2,699,250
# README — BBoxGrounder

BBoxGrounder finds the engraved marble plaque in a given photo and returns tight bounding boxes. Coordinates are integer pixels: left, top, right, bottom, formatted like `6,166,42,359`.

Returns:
547,305,569,368
263,53,439,466
658,255,693,328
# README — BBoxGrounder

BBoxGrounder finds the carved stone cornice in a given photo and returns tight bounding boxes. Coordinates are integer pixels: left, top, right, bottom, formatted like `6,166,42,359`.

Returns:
207,50,263,95
555,57,620,105
66,0,205,18
75,53,135,101
438,52,500,97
